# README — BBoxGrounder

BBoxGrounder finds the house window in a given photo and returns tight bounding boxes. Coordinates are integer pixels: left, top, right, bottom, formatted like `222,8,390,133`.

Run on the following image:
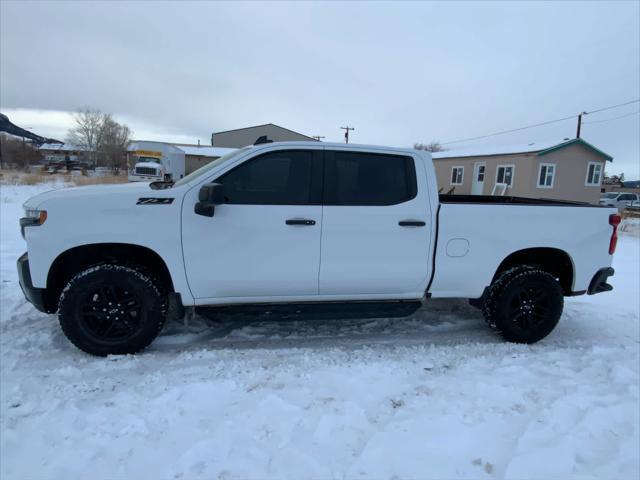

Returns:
585,162,603,186
451,166,464,185
537,163,556,188
496,165,514,187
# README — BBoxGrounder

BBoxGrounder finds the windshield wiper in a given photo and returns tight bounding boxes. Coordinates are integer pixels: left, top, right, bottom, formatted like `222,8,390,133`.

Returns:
149,180,174,190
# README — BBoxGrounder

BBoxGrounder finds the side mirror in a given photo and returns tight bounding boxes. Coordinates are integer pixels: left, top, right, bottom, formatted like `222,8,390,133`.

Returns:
194,182,225,217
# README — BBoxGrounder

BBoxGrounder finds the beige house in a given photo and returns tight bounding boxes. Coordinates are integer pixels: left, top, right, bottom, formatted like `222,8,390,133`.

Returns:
211,123,317,148
432,138,613,204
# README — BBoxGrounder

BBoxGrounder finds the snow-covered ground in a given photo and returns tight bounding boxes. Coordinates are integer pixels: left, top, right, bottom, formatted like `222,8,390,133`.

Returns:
1,183,638,480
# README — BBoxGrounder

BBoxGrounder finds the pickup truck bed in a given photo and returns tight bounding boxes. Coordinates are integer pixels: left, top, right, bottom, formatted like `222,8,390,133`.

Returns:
431,196,614,298
439,194,599,206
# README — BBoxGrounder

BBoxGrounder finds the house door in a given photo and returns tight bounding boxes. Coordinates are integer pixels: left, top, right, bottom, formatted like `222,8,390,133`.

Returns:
471,162,486,195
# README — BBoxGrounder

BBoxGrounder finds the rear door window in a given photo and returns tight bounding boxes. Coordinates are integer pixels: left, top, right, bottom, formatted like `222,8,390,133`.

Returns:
323,151,417,205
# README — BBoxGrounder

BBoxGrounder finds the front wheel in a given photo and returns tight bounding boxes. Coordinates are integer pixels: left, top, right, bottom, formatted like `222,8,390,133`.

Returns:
486,268,564,343
58,264,166,356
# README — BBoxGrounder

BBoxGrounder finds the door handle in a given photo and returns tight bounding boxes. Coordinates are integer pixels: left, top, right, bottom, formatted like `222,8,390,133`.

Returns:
399,220,426,227
286,219,316,226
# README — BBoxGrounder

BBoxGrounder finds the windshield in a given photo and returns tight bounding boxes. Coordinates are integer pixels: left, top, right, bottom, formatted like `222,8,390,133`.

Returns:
601,193,618,199
137,156,161,164
173,147,250,187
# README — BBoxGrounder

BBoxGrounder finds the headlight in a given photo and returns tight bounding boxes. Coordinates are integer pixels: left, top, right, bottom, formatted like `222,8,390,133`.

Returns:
24,208,47,223
20,209,47,239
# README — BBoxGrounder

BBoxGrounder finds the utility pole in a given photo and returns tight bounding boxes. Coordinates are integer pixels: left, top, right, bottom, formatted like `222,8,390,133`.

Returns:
576,111,587,139
312,135,325,141
340,126,355,144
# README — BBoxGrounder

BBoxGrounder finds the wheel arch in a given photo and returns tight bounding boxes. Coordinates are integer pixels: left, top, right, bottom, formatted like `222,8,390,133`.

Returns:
492,247,575,295
46,243,175,312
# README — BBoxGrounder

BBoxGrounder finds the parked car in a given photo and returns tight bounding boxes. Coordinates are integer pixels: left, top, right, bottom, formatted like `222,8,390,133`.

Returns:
600,192,639,208
627,199,640,212
18,142,620,355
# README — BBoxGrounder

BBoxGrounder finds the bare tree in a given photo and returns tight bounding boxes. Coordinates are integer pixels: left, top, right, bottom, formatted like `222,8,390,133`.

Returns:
98,114,131,174
0,133,42,169
67,107,104,165
66,107,132,171
603,172,626,185
414,141,445,152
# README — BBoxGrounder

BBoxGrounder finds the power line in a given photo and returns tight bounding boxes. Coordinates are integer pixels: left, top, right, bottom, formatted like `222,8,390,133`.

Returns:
441,99,640,145
585,99,640,115
583,111,640,124
441,115,577,145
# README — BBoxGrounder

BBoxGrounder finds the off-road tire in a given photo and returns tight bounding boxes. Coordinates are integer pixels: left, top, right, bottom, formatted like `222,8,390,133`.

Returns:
58,264,166,356
487,268,564,343
481,265,535,324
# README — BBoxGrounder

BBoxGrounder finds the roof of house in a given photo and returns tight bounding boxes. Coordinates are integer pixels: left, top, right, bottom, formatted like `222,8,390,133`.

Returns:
431,138,613,161
212,123,317,141
39,142,87,152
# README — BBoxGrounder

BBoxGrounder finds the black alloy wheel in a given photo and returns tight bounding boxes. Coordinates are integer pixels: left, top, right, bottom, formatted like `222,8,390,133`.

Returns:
488,268,564,343
58,264,166,356
78,285,143,343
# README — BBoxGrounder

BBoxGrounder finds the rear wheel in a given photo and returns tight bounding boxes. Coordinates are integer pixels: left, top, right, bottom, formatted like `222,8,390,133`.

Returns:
481,266,533,323
58,264,166,356
485,268,563,343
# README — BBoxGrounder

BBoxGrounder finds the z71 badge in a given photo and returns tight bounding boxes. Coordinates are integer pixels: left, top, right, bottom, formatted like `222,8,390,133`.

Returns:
136,197,174,205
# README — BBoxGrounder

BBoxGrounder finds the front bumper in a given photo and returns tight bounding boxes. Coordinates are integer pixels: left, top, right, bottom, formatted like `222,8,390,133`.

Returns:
587,267,615,295
17,252,50,313
128,174,162,182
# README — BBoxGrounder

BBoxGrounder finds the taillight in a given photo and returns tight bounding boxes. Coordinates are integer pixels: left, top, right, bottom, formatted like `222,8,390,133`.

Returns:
609,213,621,254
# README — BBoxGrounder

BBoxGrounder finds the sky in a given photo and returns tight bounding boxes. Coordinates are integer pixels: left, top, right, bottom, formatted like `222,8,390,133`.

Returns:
1,1,639,178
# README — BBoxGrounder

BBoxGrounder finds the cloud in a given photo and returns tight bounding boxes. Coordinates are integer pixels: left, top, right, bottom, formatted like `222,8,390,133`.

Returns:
1,1,638,176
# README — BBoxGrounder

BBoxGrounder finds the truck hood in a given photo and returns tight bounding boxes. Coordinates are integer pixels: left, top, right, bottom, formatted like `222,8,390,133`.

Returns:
23,182,154,209
134,161,162,169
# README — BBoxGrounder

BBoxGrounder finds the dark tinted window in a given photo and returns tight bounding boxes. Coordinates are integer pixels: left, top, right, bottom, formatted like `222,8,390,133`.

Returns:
324,151,417,205
217,150,314,205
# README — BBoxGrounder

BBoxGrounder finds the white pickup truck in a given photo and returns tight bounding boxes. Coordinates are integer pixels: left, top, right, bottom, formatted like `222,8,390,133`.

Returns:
18,142,620,355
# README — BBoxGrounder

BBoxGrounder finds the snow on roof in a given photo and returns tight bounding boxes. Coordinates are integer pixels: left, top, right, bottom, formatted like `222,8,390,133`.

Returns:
431,139,569,160
39,143,87,152
176,145,237,157
127,142,237,157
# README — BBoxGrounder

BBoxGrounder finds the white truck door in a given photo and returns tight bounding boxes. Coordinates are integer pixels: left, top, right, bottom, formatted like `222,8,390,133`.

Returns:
319,150,433,297
182,149,323,301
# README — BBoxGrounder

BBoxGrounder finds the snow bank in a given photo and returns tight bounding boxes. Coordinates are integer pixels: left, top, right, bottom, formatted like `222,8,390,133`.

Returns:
620,217,640,237
1,184,638,479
